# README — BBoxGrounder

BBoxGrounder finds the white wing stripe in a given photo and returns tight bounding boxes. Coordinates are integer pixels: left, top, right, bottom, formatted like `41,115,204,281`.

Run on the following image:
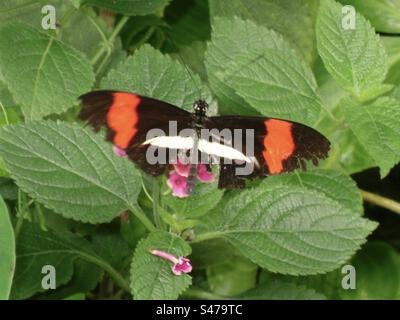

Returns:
143,136,251,163
142,136,194,149
198,140,251,163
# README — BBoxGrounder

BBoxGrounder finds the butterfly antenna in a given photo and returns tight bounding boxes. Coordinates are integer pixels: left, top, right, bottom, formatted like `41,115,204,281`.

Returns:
163,31,203,101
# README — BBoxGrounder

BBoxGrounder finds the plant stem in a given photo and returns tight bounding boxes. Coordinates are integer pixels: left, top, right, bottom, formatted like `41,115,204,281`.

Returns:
128,204,156,232
361,190,400,215
152,180,162,229
189,231,225,244
14,189,28,240
182,288,226,300
90,15,129,66
78,252,130,293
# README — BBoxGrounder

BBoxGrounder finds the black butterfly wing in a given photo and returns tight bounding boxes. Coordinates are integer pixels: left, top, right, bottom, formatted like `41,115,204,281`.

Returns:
204,116,330,189
79,90,192,176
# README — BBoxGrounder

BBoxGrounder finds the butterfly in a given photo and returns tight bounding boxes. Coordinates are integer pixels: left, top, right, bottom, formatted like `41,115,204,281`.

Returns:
79,90,330,193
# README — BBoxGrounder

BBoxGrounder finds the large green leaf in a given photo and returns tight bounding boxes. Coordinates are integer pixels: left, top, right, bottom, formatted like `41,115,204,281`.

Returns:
102,44,216,114
205,17,322,125
11,222,104,299
343,97,400,177
130,231,192,300
79,0,171,15
59,7,114,60
338,0,400,34
92,232,132,272
382,36,400,67
339,242,400,299
0,23,94,120
265,169,363,215
261,241,400,299
35,260,102,300
0,196,15,299
0,121,141,223
209,0,319,65
238,280,326,300
316,0,389,101
206,256,257,296
0,0,45,28
164,0,211,48
199,183,377,275
163,178,223,219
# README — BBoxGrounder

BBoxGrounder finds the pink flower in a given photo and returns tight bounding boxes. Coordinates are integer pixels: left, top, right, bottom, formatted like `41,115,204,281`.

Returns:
150,249,193,275
196,163,214,183
167,171,189,198
167,160,215,197
172,257,192,275
113,145,128,158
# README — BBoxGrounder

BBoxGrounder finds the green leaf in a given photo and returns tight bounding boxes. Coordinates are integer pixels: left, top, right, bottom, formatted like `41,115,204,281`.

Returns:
164,0,211,48
0,22,94,120
64,293,86,300
35,260,102,300
339,242,400,299
331,127,376,175
0,196,15,299
343,97,400,177
382,36,400,67
190,239,236,269
265,169,363,215
11,222,100,299
260,268,343,299
0,178,18,200
262,241,400,299
200,183,377,275
209,0,320,65
130,231,192,300
163,179,223,219
205,17,322,125
102,44,217,114
92,232,131,272
59,8,114,60
316,0,389,101
338,0,400,34
172,41,208,81
120,212,149,248
206,256,257,296
79,0,171,16
0,0,43,28
238,280,326,300
0,121,142,223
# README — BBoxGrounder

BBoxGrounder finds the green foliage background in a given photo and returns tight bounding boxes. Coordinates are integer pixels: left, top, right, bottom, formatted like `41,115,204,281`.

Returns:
0,0,399,300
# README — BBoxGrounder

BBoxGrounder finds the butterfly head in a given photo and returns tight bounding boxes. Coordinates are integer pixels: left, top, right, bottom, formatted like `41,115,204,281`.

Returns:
193,100,208,116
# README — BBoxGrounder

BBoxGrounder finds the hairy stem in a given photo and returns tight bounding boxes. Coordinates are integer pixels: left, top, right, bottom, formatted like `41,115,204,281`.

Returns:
361,190,400,215
78,252,130,293
189,231,225,244
90,15,129,66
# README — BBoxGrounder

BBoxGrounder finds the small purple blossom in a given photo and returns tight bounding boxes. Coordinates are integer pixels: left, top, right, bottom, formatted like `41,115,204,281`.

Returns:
167,160,215,197
150,249,193,275
172,257,192,275
167,171,189,198
197,163,214,183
